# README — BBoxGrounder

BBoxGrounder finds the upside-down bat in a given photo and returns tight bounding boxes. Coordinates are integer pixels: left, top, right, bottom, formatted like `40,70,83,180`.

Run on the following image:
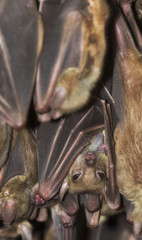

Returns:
0,0,43,128
0,128,38,239
33,99,120,210
59,131,108,197
111,0,142,237
35,0,109,121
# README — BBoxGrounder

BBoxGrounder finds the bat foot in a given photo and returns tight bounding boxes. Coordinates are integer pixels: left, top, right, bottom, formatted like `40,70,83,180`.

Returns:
49,87,67,109
37,110,63,122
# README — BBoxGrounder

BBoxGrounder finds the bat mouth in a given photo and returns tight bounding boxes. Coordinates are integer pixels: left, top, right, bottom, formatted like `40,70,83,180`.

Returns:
33,192,45,206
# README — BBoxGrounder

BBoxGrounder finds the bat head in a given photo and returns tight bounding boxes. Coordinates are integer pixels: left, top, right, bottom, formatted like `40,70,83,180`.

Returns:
60,131,108,198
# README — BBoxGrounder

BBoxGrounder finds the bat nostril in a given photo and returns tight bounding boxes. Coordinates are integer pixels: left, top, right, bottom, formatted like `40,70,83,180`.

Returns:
96,170,106,181
85,151,96,167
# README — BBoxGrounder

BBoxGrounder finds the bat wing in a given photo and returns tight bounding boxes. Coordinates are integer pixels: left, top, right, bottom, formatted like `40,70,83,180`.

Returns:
37,99,105,201
102,101,120,209
1,128,37,187
35,0,83,115
0,0,43,128
1,130,25,187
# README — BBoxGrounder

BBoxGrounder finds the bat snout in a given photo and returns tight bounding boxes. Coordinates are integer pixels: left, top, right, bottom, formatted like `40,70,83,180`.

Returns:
84,151,96,167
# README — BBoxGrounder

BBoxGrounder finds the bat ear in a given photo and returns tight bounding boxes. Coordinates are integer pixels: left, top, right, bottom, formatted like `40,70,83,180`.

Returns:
89,132,104,152
59,179,69,201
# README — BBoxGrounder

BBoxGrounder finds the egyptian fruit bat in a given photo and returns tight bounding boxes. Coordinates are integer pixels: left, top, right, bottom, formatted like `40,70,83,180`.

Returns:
59,131,108,196
0,128,38,227
112,1,142,237
36,0,109,121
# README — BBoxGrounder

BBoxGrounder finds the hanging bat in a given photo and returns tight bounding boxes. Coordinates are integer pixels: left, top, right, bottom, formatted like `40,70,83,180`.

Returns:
33,99,120,212
0,128,38,228
59,131,108,197
111,1,142,237
0,0,44,128
35,0,109,121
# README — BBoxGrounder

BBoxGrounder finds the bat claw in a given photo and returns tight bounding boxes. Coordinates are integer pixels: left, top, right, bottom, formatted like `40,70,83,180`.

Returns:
49,87,67,109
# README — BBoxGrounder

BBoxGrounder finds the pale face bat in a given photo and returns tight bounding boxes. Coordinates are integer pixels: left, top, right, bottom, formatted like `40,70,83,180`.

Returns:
0,0,43,128
111,1,142,237
34,99,105,203
33,99,120,212
35,0,109,121
59,131,108,196
0,128,38,227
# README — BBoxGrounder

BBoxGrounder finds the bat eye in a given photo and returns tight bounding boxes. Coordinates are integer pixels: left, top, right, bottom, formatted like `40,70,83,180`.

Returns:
96,170,106,181
72,171,83,182
85,151,96,167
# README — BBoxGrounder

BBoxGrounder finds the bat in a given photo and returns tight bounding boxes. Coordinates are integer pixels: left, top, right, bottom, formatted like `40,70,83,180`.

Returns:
59,131,108,196
33,98,120,214
111,0,142,237
35,0,109,121
0,128,38,227
0,0,44,128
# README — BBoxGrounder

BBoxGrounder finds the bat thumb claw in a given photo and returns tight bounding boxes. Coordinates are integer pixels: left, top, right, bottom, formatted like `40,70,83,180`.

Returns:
59,179,69,201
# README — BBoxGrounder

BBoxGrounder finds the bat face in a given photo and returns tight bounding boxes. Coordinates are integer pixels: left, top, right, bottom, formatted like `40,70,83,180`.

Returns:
60,131,108,195
0,128,38,225
112,2,142,235
0,0,43,128
36,0,109,121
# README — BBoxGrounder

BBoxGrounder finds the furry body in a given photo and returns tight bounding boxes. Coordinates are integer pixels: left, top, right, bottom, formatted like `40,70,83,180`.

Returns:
114,13,142,224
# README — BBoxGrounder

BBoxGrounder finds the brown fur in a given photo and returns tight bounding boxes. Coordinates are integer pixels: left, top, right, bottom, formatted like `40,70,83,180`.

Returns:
62,132,108,194
57,0,109,112
0,128,38,221
114,47,142,222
